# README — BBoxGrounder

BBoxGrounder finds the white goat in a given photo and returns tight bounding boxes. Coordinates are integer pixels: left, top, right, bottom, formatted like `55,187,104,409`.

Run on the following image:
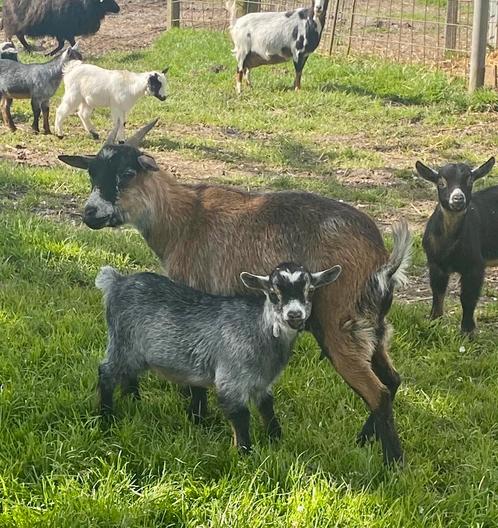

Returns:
227,0,329,93
54,62,168,140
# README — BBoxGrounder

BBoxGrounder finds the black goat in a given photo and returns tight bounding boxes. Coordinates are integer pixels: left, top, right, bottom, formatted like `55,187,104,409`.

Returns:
1,0,120,56
416,157,498,335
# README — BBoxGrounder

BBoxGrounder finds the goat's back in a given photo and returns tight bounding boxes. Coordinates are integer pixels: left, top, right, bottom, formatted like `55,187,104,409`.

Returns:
127,176,388,332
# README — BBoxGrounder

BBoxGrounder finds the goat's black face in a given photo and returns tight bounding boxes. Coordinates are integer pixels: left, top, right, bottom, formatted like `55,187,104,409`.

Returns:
147,73,167,101
240,262,341,332
59,145,158,230
416,158,495,213
99,0,121,14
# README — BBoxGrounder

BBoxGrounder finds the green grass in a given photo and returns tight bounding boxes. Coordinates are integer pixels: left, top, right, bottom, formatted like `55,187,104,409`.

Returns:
2,29,498,527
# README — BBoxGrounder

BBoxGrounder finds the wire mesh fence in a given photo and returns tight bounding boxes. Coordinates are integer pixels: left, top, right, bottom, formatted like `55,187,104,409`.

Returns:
168,0,490,75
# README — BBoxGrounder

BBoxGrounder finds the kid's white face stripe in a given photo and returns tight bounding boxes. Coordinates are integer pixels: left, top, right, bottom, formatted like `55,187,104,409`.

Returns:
280,270,304,283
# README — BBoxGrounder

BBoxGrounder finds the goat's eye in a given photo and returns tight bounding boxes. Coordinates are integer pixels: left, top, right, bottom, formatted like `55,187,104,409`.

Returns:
437,179,447,189
121,169,136,180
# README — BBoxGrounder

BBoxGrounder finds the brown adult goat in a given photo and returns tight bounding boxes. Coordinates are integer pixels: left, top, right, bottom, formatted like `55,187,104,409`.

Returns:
59,120,411,465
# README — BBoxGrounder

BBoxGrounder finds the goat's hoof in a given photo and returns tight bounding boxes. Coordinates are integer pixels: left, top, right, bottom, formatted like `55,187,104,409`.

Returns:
90,131,100,140
461,327,477,340
384,451,405,468
8,126,17,132
43,130,52,136
56,134,64,140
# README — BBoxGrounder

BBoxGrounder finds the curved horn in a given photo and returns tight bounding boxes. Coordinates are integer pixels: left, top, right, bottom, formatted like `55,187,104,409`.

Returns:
125,118,159,148
104,119,121,146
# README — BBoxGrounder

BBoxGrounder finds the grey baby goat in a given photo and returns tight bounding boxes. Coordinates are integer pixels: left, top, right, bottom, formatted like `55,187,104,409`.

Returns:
96,261,341,451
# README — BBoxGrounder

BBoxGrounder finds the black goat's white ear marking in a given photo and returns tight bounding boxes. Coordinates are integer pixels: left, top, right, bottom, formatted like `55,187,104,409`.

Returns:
137,154,159,172
240,272,271,292
471,157,495,181
311,265,342,288
58,154,95,170
415,161,438,184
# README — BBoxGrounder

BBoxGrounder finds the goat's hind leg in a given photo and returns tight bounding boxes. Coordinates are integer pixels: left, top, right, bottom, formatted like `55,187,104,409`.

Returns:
188,386,208,424
16,33,33,53
326,325,403,465
47,37,65,57
98,361,119,419
357,323,401,446
41,100,51,135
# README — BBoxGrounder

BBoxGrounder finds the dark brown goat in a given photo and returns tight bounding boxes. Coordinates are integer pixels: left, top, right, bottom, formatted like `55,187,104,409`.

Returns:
59,121,411,465
2,0,120,56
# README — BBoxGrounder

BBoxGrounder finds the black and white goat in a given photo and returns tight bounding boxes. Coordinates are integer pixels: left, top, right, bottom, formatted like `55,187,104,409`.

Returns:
227,0,329,93
0,45,82,133
416,157,498,335
55,62,168,140
96,262,341,451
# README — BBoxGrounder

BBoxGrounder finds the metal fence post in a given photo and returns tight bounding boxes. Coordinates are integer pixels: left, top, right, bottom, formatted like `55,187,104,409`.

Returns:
167,0,180,28
445,0,459,52
469,0,490,92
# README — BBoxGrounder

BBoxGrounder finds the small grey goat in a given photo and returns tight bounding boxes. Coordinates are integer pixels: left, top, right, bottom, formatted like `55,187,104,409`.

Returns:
0,44,82,133
95,261,341,451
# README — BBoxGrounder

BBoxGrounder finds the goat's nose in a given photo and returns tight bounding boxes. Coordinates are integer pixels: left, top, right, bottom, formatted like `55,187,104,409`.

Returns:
287,310,304,320
84,205,98,218
453,194,464,202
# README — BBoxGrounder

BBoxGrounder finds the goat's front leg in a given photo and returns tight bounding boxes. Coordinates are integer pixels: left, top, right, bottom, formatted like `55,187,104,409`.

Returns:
78,103,99,140
1,96,16,131
460,267,484,336
187,386,208,424
428,263,449,319
293,53,309,91
47,37,65,57
257,392,282,440
219,393,251,452
41,100,51,135
31,99,41,133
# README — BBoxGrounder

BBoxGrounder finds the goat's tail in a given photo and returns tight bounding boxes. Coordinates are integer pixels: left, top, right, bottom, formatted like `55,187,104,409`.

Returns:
95,266,122,298
358,221,411,318
225,0,238,28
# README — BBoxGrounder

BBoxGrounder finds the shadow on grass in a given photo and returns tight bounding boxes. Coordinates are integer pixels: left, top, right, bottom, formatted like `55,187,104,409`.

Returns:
320,82,427,106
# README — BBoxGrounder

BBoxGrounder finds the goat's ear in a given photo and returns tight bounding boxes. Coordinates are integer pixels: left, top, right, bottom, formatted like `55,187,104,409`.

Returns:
311,265,342,289
240,272,271,292
415,161,438,183
471,157,495,180
137,154,159,172
58,154,95,170
162,66,169,74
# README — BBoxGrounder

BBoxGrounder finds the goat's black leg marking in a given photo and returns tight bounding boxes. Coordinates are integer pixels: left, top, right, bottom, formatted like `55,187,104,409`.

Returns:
257,393,282,441
293,54,309,90
121,375,140,400
98,363,117,418
17,33,33,53
31,99,41,133
47,37,65,57
219,395,251,452
188,386,208,425
460,267,484,335
428,264,449,319
41,101,51,135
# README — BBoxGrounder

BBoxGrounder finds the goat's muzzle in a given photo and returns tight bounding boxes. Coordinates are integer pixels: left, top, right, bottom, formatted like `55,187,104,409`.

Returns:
285,312,306,330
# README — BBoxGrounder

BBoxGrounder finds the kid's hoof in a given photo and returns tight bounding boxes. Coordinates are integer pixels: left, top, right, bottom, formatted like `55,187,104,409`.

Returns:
90,131,100,140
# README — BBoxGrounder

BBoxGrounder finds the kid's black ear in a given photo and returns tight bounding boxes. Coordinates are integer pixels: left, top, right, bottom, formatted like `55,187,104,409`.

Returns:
415,161,438,184
240,272,271,292
311,265,342,289
471,157,495,180
162,66,169,74
137,154,159,172
58,154,95,170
